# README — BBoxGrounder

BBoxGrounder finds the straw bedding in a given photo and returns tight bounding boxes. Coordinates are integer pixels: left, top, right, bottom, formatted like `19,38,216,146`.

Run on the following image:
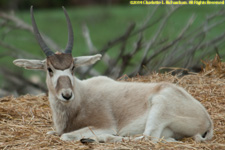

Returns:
1,56,225,150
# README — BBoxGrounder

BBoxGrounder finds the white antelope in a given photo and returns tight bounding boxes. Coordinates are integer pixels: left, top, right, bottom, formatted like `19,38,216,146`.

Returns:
13,6,213,143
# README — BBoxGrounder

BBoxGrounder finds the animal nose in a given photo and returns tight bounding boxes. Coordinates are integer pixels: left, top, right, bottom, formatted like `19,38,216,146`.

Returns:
62,93,72,100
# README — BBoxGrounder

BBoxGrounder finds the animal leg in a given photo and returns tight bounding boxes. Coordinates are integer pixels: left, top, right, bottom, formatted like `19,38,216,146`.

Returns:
143,95,172,142
60,126,115,141
83,134,129,143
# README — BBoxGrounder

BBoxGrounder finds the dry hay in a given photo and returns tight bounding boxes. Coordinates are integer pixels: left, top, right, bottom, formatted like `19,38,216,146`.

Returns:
1,57,225,150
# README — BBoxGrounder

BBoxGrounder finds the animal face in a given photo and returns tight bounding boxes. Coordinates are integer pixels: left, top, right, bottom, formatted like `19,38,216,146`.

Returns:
46,53,75,102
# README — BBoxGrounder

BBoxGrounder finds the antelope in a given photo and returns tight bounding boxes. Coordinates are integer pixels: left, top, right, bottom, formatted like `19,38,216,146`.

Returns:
13,6,213,143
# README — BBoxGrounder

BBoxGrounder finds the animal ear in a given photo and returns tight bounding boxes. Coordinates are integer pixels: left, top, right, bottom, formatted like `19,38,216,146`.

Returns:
13,59,46,70
73,54,102,67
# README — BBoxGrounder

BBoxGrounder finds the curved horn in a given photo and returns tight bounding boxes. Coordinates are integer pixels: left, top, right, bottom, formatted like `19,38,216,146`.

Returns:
62,6,74,54
30,6,54,56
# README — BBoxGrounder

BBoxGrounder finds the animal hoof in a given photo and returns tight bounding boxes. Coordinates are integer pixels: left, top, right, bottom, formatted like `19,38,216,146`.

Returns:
80,138,95,144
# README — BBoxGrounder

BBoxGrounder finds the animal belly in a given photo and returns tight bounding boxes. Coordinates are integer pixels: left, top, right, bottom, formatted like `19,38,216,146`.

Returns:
118,112,148,136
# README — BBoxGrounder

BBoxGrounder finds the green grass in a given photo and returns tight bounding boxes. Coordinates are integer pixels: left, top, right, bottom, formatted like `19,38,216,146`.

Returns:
0,5,225,83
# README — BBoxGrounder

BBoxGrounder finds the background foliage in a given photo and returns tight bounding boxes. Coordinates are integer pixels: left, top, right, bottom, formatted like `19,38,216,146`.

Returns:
0,1,225,96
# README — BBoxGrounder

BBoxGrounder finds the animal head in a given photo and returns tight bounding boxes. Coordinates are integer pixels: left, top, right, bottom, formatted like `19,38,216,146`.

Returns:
13,6,102,102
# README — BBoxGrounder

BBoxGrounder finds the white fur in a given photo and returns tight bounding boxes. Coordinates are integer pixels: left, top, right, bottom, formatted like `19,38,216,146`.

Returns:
13,54,213,143
118,111,148,137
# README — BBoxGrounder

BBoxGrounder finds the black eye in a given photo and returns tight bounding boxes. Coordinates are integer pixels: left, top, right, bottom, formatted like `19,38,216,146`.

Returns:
48,68,53,73
72,66,75,71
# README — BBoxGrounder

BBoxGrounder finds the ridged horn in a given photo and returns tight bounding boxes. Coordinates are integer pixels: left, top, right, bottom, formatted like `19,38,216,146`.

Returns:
30,6,54,56
62,6,74,54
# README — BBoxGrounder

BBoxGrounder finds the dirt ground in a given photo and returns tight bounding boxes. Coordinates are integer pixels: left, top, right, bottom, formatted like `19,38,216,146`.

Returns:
1,57,225,149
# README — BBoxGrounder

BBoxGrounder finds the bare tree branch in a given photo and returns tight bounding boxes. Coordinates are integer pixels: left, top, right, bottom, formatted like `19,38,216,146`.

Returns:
82,23,97,53
104,22,136,77
145,14,195,66
133,6,181,75
82,23,111,66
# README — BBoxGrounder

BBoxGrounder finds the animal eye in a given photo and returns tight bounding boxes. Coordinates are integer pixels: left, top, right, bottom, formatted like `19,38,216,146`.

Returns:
72,66,75,71
47,68,53,76
48,68,53,73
